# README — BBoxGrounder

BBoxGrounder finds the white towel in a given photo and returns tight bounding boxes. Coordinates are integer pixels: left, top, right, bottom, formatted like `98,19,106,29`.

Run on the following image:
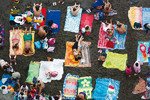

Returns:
38,59,65,83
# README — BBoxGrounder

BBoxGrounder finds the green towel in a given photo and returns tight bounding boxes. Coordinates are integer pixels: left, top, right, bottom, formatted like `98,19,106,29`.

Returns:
78,76,93,99
103,52,127,71
25,62,40,84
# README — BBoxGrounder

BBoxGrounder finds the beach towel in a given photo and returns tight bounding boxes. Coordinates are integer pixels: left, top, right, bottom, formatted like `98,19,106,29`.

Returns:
38,59,64,83
103,52,127,71
0,24,4,47
113,25,127,49
78,76,93,99
64,6,82,33
97,24,114,49
22,31,35,56
128,7,143,30
141,73,150,99
132,78,146,94
79,14,94,35
137,41,149,62
46,9,61,34
0,74,17,88
25,62,40,84
142,8,150,30
92,78,120,100
63,73,79,100
33,8,46,30
9,29,23,55
105,9,117,16
9,14,27,25
65,41,91,67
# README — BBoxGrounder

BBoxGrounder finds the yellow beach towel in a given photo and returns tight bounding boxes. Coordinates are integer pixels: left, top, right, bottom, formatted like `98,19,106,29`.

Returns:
22,31,35,56
9,29,23,55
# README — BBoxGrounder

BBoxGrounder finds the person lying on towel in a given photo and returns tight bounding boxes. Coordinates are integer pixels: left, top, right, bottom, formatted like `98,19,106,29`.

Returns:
33,3,42,17
0,58,13,73
12,27,20,54
115,21,126,34
72,35,84,61
23,27,33,55
70,2,80,16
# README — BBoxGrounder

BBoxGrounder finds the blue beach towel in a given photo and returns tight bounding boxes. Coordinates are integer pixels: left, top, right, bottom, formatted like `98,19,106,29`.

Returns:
46,9,61,34
142,8,150,30
64,6,82,33
92,78,120,100
114,25,127,49
137,41,149,62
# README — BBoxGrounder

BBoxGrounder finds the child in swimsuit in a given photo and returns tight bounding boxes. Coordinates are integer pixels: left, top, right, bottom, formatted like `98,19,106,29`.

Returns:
33,3,42,17
12,27,20,54
23,27,33,54
115,21,126,34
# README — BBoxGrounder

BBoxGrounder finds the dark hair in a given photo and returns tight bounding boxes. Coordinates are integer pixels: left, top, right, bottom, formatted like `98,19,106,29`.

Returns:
3,65,8,69
54,96,59,100
73,8,76,11
76,2,80,5
106,7,109,10
85,26,89,30
2,86,5,89
28,94,32,99
117,24,121,28
33,84,36,87
36,95,40,99
135,63,139,66
35,5,40,11
75,57,78,61
25,49,30,54
23,85,26,88
0,38,2,43
48,21,53,26
14,43,18,49
20,92,23,95
127,64,130,68
75,96,82,100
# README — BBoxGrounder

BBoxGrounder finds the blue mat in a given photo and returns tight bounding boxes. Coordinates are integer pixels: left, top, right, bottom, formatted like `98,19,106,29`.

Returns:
46,9,61,34
64,6,82,33
114,25,127,50
0,74,17,88
92,78,120,100
137,41,149,62
142,8,150,30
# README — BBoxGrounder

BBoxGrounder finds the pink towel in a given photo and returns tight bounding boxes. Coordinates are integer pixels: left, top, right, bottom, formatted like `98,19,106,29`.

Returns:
79,14,94,35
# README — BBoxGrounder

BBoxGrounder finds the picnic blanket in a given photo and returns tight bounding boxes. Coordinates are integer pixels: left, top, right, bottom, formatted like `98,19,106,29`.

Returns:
46,9,61,34
113,25,127,49
132,78,146,94
38,59,64,83
9,14,27,25
0,74,17,88
33,8,46,30
78,76,93,99
9,29,23,55
103,52,127,71
22,31,35,56
0,24,4,47
128,7,143,30
92,78,120,100
137,41,149,62
65,41,91,67
97,24,114,49
79,14,94,35
63,73,79,100
64,6,82,33
141,73,150,99
142,8,150,30
25,62,40,84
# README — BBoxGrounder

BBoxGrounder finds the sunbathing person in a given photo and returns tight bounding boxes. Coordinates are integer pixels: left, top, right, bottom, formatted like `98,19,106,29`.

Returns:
33,3,42,17
115,21,127,34
100,19,113,33
104,0,112,15
23,27,33,55
70,3,80,16
12,27,20,54
0,58,13,73
72,35,84,61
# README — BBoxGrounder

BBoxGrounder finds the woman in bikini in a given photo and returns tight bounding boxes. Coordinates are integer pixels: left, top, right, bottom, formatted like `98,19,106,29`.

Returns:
23,27,33,54
115,21,126,34
72,35,84,61
12,27,20,54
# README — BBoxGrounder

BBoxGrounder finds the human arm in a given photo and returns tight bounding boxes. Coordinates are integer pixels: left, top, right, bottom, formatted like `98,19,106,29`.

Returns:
39,3,42,11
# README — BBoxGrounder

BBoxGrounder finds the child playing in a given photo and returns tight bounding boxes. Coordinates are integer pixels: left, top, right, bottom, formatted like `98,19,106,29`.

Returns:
126,64,132,77
133,61,143,76
9,55,17,65
104,0,112,15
